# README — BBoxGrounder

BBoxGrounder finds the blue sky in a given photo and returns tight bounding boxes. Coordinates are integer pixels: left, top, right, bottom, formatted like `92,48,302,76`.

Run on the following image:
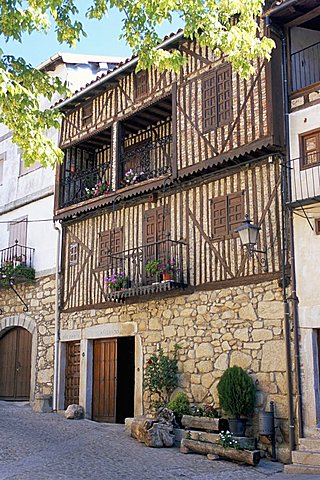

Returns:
0,6,182,67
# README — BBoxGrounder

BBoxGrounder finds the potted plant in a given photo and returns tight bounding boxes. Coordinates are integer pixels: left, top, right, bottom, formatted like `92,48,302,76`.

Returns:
167,392,192,427
217,366,256,437
158,258,178,281
85,179,110,199
104,272,129,291
121,168,146,186
145,259,161,281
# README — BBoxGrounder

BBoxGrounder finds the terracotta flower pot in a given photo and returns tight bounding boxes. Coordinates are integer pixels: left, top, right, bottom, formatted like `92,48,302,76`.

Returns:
162,272,174,281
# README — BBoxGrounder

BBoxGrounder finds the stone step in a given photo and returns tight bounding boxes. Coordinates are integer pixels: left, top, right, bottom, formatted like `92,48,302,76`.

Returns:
284,464,320,475
299,437,320,451
292,450,320,466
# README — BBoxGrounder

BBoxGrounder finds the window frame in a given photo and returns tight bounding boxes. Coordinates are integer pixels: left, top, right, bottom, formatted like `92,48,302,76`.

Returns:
202,64,233,133
134,70,149,100
82,101,93,128
69,242,79,266
300,129,320,170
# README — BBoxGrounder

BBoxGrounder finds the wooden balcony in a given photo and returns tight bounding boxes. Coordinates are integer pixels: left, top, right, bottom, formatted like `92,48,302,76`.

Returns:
289,153,320,206
59,160,111,209
291,41,320,92
103,238,188,303
119,134,172,189
0,242,35,287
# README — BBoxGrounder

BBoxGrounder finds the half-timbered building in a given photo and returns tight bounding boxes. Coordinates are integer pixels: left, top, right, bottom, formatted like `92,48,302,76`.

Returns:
55,29,291,460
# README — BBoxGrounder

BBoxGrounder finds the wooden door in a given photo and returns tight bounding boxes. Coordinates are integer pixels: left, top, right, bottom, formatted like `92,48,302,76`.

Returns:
64,341,80,408
92,338,117,422
0,327,31,400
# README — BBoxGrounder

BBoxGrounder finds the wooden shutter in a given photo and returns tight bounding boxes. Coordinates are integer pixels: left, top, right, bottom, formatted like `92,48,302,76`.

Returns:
99,228,123,268
82,102,93,128
202,72,217,132
143,209,157,262
135,70,148,99
217,65,232,126
211,196,227,238
99,231,111,267
228,192,244,233
8,217,28,247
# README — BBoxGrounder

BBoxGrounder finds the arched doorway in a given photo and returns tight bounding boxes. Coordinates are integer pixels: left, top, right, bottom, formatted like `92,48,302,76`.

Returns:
0,327,32,400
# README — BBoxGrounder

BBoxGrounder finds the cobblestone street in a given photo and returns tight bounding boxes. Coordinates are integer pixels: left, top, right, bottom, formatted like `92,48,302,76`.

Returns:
0,402,319,480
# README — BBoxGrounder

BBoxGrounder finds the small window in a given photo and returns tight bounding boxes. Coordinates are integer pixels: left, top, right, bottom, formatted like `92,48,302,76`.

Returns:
315,218,320,235
202,64,232,132
300,130,320,169
82,102,93,128
135,70,148,100
69,243,78,266
211,192,244,238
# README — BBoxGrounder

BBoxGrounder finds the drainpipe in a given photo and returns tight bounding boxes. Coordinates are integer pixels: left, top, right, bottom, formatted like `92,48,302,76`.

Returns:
53,221,61,412
280,33,304,441
277,25,303,451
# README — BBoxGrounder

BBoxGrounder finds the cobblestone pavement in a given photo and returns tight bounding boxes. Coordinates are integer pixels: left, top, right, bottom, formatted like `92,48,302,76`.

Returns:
1,402,319,480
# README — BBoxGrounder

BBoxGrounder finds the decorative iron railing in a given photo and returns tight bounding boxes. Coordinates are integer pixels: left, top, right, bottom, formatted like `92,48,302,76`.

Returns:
59,161,111,208
102,238,187,299
291,41,320,91
0,241,35,289
119,134,172,188
289,153,320,205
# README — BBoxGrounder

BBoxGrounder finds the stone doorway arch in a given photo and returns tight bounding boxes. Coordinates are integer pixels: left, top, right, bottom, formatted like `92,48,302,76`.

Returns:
0,314,37,402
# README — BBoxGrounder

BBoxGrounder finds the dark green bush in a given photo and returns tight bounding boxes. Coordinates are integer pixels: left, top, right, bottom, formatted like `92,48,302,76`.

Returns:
217,366,256,418
167,392,192,422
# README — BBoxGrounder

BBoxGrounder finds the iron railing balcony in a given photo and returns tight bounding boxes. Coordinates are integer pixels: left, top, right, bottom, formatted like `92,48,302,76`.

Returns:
102,237,188,301
291,41,320,92
288,153,320,206
119,134,172,188
0,241,35,287
59,161,111,208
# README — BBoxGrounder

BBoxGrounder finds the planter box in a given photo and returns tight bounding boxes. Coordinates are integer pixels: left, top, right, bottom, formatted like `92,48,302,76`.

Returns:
181,438,260,466
181,415,228,432
186,430,255,449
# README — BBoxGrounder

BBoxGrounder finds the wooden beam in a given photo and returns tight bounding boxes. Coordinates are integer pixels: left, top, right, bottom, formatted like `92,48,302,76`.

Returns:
285,5,320,28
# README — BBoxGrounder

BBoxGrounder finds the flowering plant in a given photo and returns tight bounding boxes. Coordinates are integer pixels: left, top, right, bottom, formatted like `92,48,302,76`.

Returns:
145,259,161,276
85,180,110,199
217,431,240,450
158,258,178,274
104,272,129,291
121,168,145,186
191,401,219,418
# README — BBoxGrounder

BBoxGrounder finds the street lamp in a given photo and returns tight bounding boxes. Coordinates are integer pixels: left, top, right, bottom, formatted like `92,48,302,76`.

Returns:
235,214,268,272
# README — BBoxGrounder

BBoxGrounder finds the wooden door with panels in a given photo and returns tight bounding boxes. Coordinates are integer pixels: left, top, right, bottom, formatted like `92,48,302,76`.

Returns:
64,341,80,409
92,337,135,423
0,327,32,400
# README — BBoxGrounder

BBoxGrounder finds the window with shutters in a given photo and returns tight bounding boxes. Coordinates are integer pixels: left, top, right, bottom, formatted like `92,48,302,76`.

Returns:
211,192,244,238
98,228,123,267
8,217,28,247
69,243,78,266
300,130,320,169
82,102,93,128
143,207,171,263
202,64,232,132
134,70,148,100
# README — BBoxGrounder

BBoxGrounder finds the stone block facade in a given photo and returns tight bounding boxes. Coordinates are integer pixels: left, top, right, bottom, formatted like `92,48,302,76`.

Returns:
0,274,56,401
60,278,290,461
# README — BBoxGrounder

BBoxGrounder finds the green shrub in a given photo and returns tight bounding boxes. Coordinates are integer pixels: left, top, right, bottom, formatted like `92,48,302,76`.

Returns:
13,264,35,280
167,392,192,422
217,366,256,418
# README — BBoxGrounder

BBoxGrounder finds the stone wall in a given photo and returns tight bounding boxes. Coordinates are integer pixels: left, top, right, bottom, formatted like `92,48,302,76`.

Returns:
61,278,291,461
0,274,56,399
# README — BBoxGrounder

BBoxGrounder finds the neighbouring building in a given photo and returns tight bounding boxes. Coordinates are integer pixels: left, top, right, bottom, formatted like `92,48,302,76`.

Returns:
267,0,320,473
53,28,296,461
0,54,123,408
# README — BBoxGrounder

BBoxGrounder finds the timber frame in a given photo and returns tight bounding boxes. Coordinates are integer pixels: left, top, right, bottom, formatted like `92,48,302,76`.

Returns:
55,28,286,311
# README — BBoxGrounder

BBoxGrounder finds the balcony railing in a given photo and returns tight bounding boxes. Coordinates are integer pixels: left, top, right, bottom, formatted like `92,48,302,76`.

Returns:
119,134,172,188
291,41,320,91
102,238,187,302
0,242,35,287
59,161,111,208
289,153,320,206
